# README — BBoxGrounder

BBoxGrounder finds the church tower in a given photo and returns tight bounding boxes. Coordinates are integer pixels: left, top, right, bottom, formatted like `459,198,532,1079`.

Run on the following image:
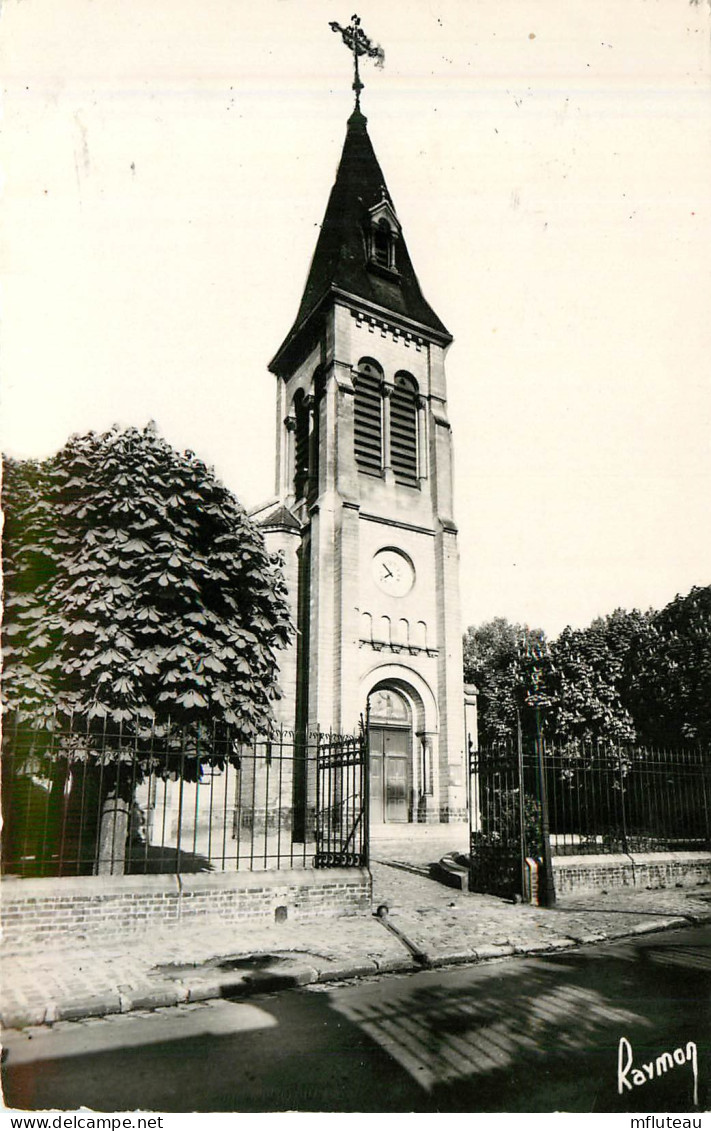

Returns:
254,39,467,826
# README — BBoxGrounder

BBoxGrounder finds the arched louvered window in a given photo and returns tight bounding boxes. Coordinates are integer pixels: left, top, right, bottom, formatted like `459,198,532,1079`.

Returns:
310,367,326,496
293,389,310,499
390,372,418,485
354,359,383,475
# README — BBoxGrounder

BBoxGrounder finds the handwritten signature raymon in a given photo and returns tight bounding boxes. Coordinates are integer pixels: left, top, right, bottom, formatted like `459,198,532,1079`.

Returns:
618,1036,699,1107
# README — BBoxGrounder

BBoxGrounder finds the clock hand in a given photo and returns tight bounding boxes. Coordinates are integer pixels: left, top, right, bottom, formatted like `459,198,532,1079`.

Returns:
383,565,393,578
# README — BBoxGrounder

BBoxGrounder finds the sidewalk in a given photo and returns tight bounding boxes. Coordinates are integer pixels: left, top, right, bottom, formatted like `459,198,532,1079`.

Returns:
2,850,710,1032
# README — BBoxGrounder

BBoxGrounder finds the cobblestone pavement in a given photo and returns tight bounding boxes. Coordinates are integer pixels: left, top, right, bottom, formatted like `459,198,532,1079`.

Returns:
2,852,709,1031
0,910,407,1030
371,862,711,963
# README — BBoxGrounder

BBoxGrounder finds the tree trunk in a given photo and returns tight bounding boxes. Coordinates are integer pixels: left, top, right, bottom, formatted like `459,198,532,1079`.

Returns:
95,768,132,876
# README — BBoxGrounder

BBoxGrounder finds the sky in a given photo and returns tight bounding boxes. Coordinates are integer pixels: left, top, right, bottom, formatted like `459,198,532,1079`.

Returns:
2,0,710,637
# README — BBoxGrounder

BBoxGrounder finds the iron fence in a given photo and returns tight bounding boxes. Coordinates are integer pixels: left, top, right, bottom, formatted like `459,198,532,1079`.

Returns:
1,713,367,878
542,742,710,856
469,738,710,898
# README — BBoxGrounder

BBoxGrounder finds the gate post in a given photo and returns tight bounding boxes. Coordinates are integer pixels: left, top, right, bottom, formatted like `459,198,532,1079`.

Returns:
361,711,370,867
467,743,478,893
516,710,527,901
616,743,629,854
535,709,557,907
464,684,479,832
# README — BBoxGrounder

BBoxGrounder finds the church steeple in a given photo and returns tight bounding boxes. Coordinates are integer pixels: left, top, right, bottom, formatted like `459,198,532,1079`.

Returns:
258,22,468,824
270,107,450,376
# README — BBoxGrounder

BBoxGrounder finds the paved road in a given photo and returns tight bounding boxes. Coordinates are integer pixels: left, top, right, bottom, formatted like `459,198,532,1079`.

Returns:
3,925,709,1113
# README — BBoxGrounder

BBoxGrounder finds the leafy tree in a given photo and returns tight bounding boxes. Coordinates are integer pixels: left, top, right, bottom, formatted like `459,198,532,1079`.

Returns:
463,618,547,744
2,424,292,871
628,585,711,746
1,456,57,717
539,618,639,744
465,596,709,748
539,598,710,747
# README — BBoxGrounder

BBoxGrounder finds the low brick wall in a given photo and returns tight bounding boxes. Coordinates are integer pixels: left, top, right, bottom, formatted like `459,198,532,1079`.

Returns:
0,867,372,950
552,851,711,898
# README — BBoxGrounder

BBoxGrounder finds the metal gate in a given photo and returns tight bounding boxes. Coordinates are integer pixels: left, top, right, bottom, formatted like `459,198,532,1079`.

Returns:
315,727,368,868
468,741,544,901
469,735,710,902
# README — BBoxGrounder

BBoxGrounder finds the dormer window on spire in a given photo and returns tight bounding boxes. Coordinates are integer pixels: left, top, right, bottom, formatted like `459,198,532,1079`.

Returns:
366,193,401,280
373,219,391,268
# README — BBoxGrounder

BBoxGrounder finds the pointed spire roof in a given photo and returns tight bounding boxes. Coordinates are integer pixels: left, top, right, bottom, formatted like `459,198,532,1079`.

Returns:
270,109,450,373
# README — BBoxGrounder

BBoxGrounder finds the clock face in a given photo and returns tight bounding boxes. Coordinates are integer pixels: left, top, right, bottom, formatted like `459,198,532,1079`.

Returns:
372,549,415,597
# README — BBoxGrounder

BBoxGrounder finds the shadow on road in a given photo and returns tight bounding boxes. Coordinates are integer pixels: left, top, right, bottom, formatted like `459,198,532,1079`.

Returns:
326,932,709,1112
3,931,709,1113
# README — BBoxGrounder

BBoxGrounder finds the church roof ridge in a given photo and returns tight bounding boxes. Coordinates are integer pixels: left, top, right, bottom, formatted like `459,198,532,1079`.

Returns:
253,502,301,532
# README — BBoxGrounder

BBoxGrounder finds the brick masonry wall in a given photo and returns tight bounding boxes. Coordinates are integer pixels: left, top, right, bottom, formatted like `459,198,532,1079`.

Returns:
551,851,711,898
1,867,372,951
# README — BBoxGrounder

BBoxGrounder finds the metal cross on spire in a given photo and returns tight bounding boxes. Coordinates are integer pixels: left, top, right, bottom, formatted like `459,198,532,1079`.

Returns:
329,14,385,110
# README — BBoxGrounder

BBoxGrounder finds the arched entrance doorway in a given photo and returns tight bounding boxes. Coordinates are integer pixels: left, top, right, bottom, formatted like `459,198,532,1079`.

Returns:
368,686,412,824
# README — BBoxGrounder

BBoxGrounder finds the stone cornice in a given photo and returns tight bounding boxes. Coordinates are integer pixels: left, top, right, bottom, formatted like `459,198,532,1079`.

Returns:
359,638,439,658
359,511,436,537
334,288,452,346
268,284,452,378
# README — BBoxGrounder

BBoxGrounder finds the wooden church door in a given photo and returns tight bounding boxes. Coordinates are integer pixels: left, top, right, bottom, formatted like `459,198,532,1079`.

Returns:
368,688,412,824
